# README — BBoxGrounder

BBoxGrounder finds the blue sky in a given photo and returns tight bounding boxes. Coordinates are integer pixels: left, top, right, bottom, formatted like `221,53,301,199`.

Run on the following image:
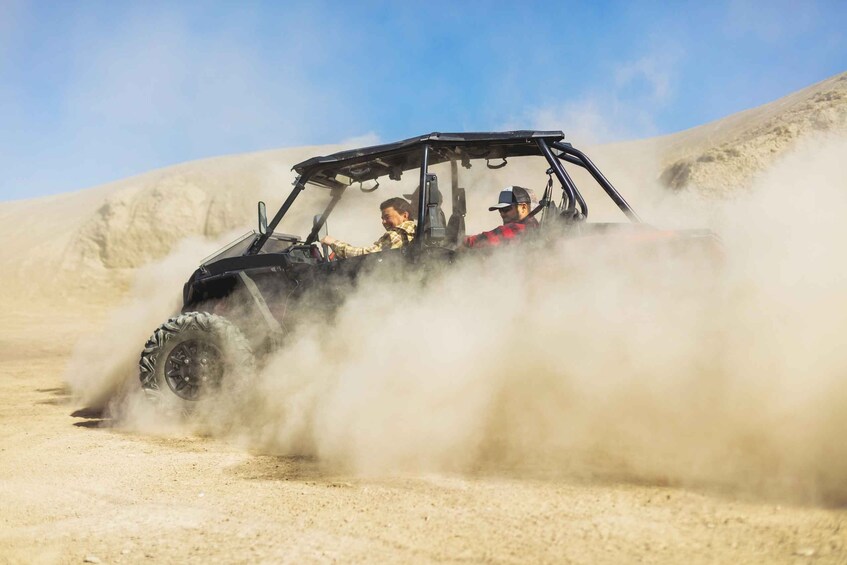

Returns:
1,0,845,200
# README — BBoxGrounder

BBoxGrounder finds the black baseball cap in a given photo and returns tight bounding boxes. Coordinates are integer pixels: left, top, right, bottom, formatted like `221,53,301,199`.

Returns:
489,186,532,211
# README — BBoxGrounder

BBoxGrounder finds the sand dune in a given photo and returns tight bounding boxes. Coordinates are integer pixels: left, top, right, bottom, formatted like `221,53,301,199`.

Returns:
0,145,332,305
656,72,847,194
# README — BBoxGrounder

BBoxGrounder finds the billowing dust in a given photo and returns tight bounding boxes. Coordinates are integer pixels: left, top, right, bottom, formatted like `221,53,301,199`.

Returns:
66,134,847,504
62,236,234,410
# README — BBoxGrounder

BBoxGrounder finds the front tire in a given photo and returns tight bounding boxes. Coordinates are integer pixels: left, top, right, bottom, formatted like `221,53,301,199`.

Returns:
139,312,254,405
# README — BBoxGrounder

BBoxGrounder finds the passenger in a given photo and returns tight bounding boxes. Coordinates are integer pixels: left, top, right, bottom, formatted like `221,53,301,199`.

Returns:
321,197,416,258
463,186,539,248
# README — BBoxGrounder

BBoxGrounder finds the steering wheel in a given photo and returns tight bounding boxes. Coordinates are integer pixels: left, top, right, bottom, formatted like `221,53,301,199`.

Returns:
310,242,336,262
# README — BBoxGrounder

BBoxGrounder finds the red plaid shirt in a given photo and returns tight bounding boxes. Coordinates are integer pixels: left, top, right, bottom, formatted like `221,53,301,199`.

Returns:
463,216,539,248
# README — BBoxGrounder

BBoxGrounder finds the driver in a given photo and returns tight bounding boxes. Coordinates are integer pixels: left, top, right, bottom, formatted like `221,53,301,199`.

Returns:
321,197,416,258
463,186,539,248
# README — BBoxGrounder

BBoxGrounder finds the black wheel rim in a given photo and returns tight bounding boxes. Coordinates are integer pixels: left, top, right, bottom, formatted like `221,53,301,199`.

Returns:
164,339,224,400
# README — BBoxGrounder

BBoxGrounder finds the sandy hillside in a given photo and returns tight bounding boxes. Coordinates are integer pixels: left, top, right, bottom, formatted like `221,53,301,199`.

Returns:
609,71,847,198
0,144,338,310
1,72,847,564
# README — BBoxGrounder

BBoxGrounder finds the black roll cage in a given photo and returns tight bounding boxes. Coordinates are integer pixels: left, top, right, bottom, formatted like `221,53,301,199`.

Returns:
247,131,640,255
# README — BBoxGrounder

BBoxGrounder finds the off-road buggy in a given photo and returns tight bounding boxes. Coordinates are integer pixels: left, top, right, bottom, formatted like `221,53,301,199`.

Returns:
139,130,718,404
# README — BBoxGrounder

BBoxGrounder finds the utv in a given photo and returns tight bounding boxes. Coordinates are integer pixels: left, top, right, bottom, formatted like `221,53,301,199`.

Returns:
139,130,718,404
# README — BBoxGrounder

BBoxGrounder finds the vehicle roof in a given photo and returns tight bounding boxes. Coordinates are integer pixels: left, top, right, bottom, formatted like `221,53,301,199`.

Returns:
292,130,566,184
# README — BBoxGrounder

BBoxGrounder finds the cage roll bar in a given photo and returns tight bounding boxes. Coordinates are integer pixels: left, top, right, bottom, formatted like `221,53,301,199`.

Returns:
248,173,312,254
414,144,431,249
552,142,641,222
536,138,587,218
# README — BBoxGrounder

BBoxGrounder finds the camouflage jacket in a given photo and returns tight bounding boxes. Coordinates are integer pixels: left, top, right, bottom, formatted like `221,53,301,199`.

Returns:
329,220,416,259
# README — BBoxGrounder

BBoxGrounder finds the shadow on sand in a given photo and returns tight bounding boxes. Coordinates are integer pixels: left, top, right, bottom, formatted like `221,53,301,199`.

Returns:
36,386,72,406
70,407,114,429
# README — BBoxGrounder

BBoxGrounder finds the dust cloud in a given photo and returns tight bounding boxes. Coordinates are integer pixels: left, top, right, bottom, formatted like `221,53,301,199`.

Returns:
244,133,847,503
74,134,847,504
63,236,234,410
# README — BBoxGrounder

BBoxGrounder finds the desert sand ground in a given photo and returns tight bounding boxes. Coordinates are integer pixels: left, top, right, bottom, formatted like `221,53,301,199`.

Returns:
1,73,847,564
2,310,845,563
